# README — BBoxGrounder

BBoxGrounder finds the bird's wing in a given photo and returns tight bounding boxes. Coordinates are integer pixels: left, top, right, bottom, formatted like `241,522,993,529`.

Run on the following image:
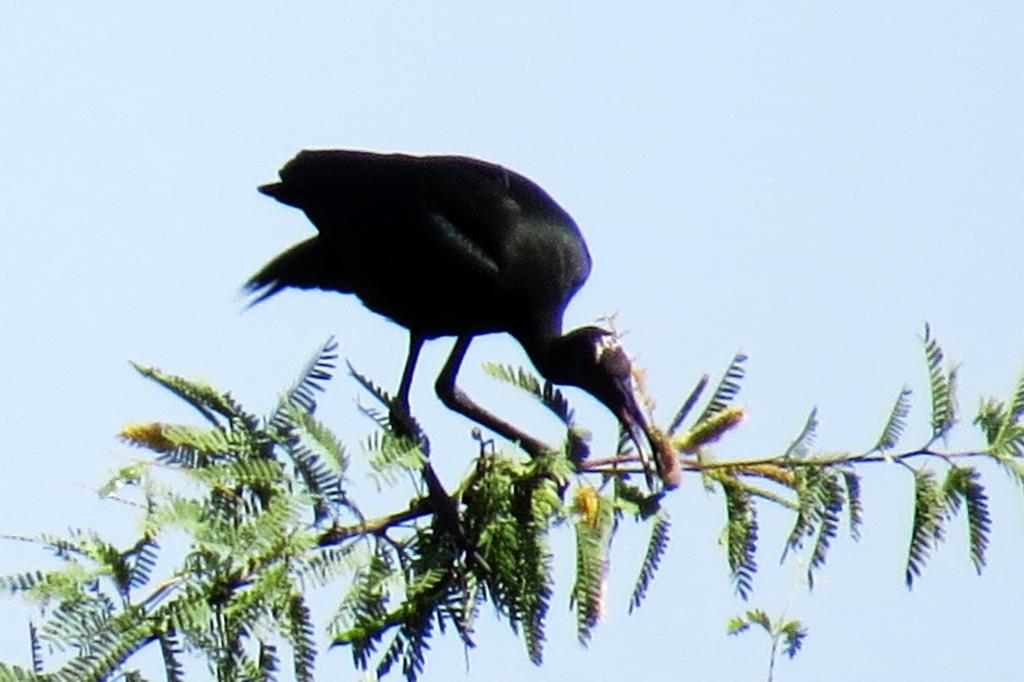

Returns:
424,211,501,275
420,155,589,282
259,149,589,286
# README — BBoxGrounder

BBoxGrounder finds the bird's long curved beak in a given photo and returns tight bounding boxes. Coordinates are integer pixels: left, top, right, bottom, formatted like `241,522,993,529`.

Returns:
613,381,681,490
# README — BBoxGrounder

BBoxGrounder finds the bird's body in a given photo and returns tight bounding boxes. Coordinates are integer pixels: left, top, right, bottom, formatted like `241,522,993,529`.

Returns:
249,149,679,489
251,150,589,346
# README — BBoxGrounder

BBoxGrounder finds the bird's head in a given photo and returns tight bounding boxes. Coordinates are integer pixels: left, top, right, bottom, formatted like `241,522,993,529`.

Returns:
536,326,680,489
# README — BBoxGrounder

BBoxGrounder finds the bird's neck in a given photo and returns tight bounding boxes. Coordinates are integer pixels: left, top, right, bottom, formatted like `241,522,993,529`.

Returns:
511,307,568,378
516,327,571,386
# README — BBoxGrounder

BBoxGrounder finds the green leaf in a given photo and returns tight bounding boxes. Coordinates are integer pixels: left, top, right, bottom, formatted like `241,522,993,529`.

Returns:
841,470,863,541
571,493,611,645
806,471,844,589
721,478,758,600
782,466,846,588
942,466,991,574
783,408,818,460
484,363,576,426
131,363,257,431
668,374,709,436
287,593,317,682
874,385,912,451
363,431,426,489
923,324,957,440
780,619,808,658
279,336,338,417
726,615,750,635
906,468,945,587
976,367,1024,457
1007,363,1024,423
158,630,186,682
629,514,671,613
29,621,42,675
0,663,41,681
695,352,747,426
746,608,771,630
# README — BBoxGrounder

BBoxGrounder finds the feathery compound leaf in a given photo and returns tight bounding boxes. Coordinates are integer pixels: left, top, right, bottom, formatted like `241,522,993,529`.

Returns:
746,608,771,630
268,336,339,436
347,361,395,408
841,470,863,541
1007,364,1024,423
783,408,818,460
696,352,747,425
942,467,991,574
668,374,709,436
158,630,186,682
287,593,317,682
520,476,559,664
276,405,350,520
727,610,768,640
462,457,560,665
726,614,750,635
905,468,946,588
805,471,844,589
485,362,541,395
26,529,139,599
121,423,237,468
780,619,808,659
364,431,426,489
484,363,576,425
629,513,671,613
125,536,159,590
51,605,153,682
0,570,50,596
721,478,758,600
259,642,280,679
922,325,957,440
964,478,992,575
131,363,257,430
874,386,912,451
974,398,1006,448
541,381,576,426
977,368,1024,458
571,491,611,645
296,409,348,475
334,546,396,665
0,663,38,681
977,401,1024,462
783,473,818,559
371,562,450,682
290,336,338,414
154,583,211,639
29,622,42,674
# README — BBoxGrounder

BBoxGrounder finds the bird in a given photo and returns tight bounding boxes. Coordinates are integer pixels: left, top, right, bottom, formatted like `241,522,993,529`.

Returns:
246,149,679,489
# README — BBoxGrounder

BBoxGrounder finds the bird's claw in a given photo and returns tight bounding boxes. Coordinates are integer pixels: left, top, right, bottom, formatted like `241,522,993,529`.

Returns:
389,401,431,454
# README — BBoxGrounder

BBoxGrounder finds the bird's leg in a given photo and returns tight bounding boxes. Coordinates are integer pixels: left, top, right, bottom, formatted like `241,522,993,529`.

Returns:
389,334,426,446
435,336,552,458
389,334,459,534
395,335,422,413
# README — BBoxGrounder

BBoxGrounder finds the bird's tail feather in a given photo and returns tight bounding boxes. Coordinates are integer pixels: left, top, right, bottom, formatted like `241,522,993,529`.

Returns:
243,237,336,306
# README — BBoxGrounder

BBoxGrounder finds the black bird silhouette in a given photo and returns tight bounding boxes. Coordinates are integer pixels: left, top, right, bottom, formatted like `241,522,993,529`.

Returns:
247,150,678,488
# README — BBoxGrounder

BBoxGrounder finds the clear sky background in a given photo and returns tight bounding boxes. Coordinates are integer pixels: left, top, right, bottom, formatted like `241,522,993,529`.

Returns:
2,3,1023,680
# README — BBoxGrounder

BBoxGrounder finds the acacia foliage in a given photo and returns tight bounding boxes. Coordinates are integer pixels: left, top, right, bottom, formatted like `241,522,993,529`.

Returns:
0,328,1022,680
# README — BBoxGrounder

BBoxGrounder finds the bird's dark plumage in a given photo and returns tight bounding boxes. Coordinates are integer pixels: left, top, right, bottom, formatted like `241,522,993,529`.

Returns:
249,150,590,341
248,150,678,489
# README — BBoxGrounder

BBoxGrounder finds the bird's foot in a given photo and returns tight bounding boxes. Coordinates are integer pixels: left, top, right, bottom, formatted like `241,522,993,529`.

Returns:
387,401,462,538
388,401,431,454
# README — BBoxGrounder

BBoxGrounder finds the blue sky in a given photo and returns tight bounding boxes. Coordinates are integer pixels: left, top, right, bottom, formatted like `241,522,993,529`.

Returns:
2,3,1023,680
